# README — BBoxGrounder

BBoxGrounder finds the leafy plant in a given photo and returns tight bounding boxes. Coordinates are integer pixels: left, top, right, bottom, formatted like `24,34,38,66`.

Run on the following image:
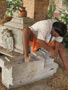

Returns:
62,0,68,4
47,2,56,19
55,9,68,25
6,0,23,16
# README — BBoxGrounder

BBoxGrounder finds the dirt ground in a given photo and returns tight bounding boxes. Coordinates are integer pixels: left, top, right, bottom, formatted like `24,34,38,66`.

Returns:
0,49,68,90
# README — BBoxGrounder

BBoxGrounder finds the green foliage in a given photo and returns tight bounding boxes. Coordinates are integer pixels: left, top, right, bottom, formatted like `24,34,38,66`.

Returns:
47,2,56,19
6,0,23,16
55,9,68,25
62,0,68,3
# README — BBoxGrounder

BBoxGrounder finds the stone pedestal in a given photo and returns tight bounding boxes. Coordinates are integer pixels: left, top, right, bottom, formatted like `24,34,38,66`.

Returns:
23,0,49,21
0,12,34,54
0,54,58,89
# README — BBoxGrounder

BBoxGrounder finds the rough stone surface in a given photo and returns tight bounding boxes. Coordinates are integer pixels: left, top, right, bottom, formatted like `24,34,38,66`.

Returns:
0,28,14,51
0,12,34,54
0,51,58,89
0,47,23,57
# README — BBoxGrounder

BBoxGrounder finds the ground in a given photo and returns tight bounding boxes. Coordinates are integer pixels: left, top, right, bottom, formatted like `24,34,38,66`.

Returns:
0,49,68,90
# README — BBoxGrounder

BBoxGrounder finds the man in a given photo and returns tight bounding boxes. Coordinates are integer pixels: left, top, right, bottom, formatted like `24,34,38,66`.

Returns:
23,19,68,71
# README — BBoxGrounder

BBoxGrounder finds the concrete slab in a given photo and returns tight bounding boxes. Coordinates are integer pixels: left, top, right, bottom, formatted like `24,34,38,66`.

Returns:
0,51,58,89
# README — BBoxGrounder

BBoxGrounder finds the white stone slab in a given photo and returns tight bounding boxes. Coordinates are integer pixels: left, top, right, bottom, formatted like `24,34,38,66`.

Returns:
4,17,34,29
0,53,58,89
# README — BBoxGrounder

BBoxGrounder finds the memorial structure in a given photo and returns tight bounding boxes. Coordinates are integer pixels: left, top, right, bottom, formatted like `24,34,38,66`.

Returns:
0,0,61,89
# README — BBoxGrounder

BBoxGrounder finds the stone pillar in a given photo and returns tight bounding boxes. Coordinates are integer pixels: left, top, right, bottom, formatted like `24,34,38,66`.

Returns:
0,0,6,18
23,0,49,21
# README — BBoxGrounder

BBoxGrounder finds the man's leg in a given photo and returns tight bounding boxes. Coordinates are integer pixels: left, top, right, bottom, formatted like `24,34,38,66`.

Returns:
23,27,33,62
59,44,68,71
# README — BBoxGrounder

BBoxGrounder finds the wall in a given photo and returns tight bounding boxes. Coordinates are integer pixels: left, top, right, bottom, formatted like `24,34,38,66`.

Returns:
0,0,6,18
34,0,49,21
23,0,35,19
23,0,49,21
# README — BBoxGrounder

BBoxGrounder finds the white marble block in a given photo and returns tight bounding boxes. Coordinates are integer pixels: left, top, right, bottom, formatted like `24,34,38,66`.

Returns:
0,52,58,89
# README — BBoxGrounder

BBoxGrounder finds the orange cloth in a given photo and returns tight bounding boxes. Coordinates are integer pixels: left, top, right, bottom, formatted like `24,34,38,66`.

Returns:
48,40,55,47
29,33,55,52
29,33,40,52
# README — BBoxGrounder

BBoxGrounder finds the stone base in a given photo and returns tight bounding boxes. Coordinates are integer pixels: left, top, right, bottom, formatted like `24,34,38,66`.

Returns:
0,16,35,54
0,47,23,57
0,55,58,89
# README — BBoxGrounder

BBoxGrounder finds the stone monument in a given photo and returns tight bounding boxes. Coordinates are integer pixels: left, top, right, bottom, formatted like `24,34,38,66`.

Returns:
0,11,34,54
0,9,58,89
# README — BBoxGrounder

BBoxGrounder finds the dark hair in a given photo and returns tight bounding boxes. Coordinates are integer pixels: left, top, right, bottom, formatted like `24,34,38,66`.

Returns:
53,21,67,37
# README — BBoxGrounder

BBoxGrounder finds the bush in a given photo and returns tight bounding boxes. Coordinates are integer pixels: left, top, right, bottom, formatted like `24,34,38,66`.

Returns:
63,0,68,4
6,0,23,16
55,9,68,25
46,2,56,19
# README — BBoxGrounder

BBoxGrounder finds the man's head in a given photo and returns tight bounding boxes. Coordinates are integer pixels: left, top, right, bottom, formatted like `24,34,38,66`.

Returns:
51,21,67,37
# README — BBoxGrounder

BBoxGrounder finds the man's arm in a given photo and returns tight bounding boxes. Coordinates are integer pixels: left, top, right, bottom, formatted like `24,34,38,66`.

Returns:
36,39,60,58
54,41,60,56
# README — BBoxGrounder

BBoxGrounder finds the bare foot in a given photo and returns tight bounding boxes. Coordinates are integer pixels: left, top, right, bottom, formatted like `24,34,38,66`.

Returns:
25,56,32,62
